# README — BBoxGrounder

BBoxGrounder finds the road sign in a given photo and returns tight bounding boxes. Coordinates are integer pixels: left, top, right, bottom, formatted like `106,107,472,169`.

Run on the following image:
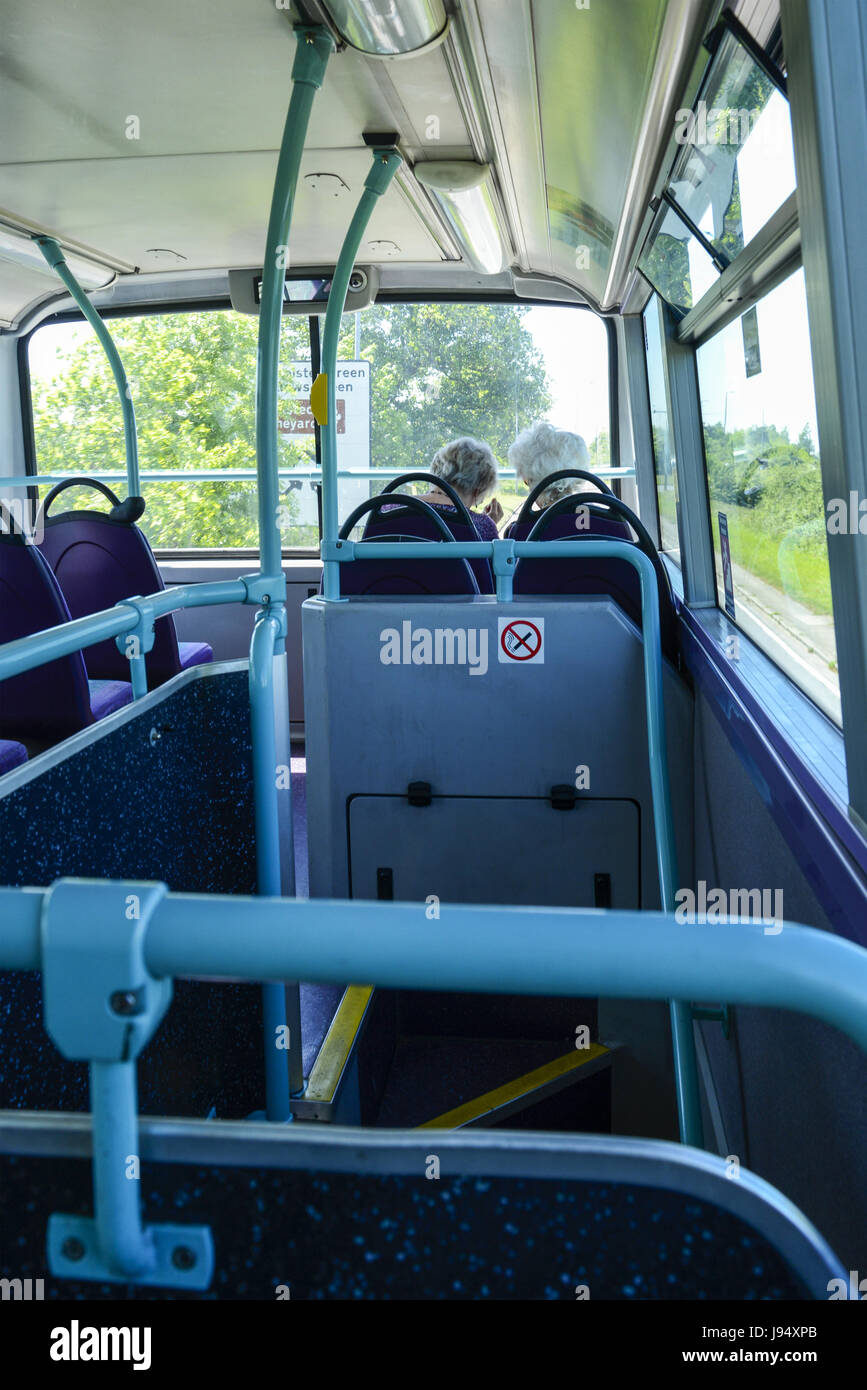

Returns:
718,512,736,620
278,360,371,524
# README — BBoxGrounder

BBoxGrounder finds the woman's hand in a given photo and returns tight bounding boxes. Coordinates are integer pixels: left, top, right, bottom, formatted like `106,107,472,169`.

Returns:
484,496,504,524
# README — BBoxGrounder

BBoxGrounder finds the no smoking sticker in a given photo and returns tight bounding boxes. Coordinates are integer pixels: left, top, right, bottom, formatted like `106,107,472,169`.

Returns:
498,617,544,664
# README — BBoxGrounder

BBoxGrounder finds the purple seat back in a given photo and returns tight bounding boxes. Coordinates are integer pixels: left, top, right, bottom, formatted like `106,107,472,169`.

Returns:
39,512,184,683
508,511,639,616
0,532,96,739
507,509,678,662
0,739,27,774
336,508,480,596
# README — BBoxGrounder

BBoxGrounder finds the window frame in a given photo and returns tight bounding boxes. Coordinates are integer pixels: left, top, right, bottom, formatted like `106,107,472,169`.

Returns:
20,294,618,560
692,263,841,723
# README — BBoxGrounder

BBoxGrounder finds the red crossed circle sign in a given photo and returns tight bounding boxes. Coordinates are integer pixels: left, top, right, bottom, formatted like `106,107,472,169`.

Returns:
500,619,542,661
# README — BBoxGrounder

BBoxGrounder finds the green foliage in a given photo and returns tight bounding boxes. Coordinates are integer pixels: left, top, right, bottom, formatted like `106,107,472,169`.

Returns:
341,300,552,469
31,302,563,548
703,419,832,615
31,310,312,548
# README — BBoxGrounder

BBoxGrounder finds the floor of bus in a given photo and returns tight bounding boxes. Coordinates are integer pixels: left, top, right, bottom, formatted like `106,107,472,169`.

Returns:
291,744,608,1131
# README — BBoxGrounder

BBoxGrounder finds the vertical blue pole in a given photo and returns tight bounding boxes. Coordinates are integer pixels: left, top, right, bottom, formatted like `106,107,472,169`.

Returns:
632,553,703,1147
252,25,333,1119
34,237,140,498
90,1061,154,1276
129,654,148,701
256,26,334,580
319,148,403,600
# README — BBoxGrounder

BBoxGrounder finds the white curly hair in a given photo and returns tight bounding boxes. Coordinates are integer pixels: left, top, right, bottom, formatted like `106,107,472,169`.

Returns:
508,421,591,507
430,436,498,507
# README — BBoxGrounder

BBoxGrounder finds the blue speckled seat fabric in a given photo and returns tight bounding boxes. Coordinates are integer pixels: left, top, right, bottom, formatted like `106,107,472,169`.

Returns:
0,1157,842,1300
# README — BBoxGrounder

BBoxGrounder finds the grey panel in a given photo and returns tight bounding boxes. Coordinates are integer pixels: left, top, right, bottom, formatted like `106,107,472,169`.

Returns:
303,595,693,1137
662,302,717,606
349,794,639,908
303,595,694,907
783,0,867,826
693,690,867,1269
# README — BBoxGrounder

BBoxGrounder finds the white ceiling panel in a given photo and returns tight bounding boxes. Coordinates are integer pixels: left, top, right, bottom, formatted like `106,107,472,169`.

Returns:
0,0,723,321
0,147,446,276
0,0,380,160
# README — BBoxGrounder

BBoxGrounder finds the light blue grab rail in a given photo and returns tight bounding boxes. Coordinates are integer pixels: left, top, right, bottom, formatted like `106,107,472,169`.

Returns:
33,237,140,498
0,579,248,684
320,532,700,1143
2,467,635,489
4,887,866,1053
5,880,865,1287
319,146,403,599
250,22,333,1117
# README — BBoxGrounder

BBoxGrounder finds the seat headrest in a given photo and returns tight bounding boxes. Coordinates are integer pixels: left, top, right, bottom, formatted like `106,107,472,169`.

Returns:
109,496,146,524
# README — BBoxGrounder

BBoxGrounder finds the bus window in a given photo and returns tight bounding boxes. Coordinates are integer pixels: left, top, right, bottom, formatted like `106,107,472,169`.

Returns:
28,308,319,552
644,295,680,565
351,301,610,533
29,301,610,549
668,29,795,266
638,19,796,316
696,267,840,723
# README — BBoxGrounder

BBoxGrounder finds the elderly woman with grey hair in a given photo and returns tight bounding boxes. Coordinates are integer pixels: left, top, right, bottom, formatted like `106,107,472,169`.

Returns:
409,435,503,538
508,420,599,512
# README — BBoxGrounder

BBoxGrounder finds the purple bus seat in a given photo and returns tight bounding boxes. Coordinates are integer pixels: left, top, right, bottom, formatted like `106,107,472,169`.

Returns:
333,494,480,597
508,493,679,664
0,739,27,774
37,478,213,689
178,640,215,670
88,679,138,721
506,510,634,603
375,473,494,593
0,528,132,742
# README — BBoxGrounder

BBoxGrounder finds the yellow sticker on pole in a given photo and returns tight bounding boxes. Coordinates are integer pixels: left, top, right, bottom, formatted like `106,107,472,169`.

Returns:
310,372,328,427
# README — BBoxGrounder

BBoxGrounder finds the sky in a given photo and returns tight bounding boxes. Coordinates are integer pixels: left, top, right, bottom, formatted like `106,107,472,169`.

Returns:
523,304,610,444
696,267,819,446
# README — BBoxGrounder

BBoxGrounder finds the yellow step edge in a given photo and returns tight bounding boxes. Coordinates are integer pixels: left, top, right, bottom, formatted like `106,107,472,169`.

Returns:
416,1043,611,1130
304,985,373,1103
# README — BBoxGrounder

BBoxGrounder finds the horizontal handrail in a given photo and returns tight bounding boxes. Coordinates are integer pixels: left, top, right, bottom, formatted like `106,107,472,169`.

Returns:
3,886,866,1055
0,579,248,683
2,467,636,488
326,538,644,560
0,539,654,684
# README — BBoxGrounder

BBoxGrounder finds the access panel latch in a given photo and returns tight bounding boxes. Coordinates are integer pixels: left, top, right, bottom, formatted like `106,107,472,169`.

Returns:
550,784,577,811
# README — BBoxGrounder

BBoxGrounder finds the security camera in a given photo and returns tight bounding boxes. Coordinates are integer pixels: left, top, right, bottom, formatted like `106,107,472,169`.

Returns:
349,270,368,293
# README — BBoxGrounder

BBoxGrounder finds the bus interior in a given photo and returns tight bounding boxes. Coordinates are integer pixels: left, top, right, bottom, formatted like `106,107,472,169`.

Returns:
0,0,866,1312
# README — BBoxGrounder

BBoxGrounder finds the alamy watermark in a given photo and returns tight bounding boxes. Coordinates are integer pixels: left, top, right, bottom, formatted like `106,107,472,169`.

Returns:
1,1276,44,1299
380,622,488,676
826,492,867,534
50,1321,151,1370
0,496,44,545
675,881,783,934
674,101,762,147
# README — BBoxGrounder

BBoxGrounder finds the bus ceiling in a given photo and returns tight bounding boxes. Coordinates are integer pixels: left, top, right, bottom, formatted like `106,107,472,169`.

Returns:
0,0,785,330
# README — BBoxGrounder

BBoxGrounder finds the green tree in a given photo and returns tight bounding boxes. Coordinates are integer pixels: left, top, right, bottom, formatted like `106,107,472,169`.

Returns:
341,301,551,471
31,301,553,547
31,310,313,548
